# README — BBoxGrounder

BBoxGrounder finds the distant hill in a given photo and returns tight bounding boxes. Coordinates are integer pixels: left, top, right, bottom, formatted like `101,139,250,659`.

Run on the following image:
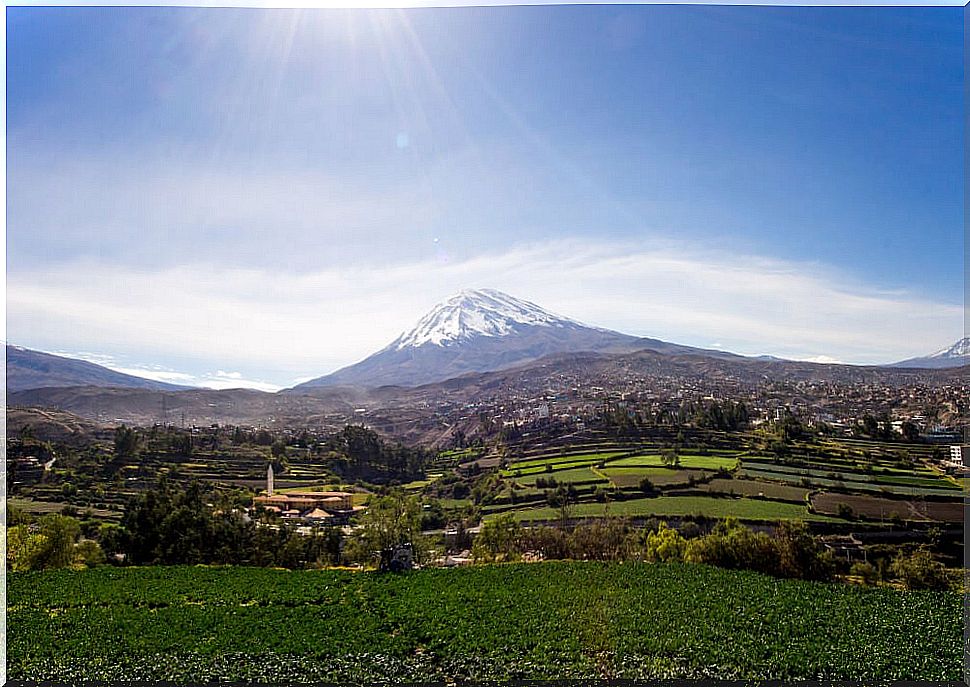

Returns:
291,289,732,390
7,407,109,444
6,345,190,393
888,338,969,369
14,344,965,441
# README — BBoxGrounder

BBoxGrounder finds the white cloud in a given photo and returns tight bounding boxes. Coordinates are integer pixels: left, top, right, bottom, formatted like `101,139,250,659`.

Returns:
214,371,244,380
44,350,282,392
110,367,199,384
8,238,962,385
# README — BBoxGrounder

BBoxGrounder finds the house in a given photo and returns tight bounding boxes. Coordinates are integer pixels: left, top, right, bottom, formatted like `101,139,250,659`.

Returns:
253,491,354,512
252,485,358,525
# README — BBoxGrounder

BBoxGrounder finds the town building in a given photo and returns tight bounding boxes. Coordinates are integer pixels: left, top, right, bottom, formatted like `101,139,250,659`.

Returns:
948,445,968,466
252,465,357,524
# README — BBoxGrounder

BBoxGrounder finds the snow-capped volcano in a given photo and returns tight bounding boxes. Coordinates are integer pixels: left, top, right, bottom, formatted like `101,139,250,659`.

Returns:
390,289,586,349
889,337,970,369
292,289,651,389
929,337,970,359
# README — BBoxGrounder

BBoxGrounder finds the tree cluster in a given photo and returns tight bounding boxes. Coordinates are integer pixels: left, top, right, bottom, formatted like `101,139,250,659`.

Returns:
113,478,342,567
470,515,840,583
7,512,104,571
324,425,429,483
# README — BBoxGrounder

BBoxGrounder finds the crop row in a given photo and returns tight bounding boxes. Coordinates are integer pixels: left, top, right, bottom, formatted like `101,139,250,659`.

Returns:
8,562,961,681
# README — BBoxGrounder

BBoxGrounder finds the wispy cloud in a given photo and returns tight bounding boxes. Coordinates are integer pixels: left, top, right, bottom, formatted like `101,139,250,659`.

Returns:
9,238,962,385
48,351,282,392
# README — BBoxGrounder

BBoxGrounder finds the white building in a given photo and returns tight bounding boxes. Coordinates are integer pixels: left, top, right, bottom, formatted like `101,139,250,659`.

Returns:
949,445,967,466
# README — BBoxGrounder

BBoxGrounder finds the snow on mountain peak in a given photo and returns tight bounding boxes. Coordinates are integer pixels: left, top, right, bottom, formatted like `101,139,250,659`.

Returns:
929,337,970,359
392,289,581,349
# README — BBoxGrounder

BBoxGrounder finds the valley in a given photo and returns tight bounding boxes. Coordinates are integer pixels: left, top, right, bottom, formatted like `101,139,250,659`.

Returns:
7,289,967,683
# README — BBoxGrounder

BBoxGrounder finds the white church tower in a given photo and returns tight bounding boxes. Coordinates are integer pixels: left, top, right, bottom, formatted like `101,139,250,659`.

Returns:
266,463,274,496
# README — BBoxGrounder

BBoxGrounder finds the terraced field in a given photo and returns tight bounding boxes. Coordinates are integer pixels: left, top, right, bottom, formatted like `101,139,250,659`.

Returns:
503,451,628,476
739,464,958,498
500,495,840,523
688,478,811,503
599,467,709,489
608,454,739,471
8,562,960,681
810,493,964,523
512,466,608,487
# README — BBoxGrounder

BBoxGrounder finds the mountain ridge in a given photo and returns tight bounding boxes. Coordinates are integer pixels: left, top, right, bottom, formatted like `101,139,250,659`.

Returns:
6,344,191,393
292,289,689,389
293,289,795,390
888,337,969,369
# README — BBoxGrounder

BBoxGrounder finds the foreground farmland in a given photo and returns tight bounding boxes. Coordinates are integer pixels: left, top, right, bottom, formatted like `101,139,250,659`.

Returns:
9,562,960,682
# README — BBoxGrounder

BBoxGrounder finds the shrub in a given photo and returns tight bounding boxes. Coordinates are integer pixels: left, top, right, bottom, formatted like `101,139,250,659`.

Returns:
472,514,522,563
891,547,950,591
849,561,878,585
837,503,855,520
644,522,687,563
775,520,835,582
684,518,780,577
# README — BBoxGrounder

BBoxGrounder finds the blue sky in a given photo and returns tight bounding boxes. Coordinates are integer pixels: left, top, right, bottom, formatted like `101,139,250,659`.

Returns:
6,5,964,389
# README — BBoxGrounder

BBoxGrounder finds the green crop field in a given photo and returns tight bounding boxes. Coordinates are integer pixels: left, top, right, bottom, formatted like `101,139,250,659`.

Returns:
607,454,739,471
499,495,840,523
869,474,960,490
740,460,939,481
739,465,958,498
7,563,960,681
512,466,608,486
599,467,709,489
504,451,627,474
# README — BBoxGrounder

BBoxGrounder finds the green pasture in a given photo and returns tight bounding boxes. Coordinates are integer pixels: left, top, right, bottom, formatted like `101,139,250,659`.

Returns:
607,454,739,471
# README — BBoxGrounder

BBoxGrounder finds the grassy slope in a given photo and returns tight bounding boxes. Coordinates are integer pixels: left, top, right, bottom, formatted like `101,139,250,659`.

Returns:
8,562,960,682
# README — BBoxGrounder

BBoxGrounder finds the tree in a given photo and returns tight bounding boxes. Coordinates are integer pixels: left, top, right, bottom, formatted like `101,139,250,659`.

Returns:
74,539,105,568
900,421,920,443
643,522,687,562
569,518,632,561
7,526,47,571
776,411,803,442
684,517,780,576
353,492,423,569
472,513,523,563
891,547,950,591
660,448,681,468
170,433,193,457
113,425,140,459
546,484,577,528
10,514,83,571
775,520,834,581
